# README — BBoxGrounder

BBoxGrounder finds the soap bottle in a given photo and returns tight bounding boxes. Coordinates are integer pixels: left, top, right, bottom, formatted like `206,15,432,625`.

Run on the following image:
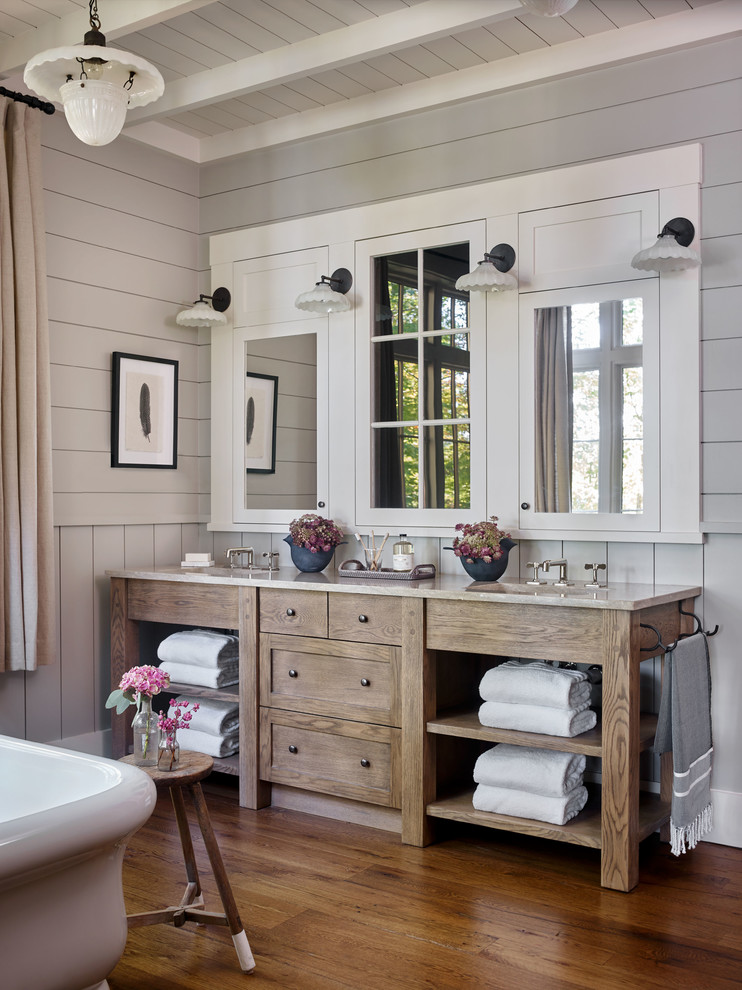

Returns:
392,534,415,572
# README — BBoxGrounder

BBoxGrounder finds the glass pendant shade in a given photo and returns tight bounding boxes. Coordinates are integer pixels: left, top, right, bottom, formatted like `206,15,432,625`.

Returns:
176,300,228,328
295,282,351,313
455,261,517,293
631,234,701,273
60,78,128,146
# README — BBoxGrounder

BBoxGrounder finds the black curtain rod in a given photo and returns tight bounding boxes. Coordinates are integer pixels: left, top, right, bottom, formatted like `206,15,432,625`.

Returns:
0,85,55,116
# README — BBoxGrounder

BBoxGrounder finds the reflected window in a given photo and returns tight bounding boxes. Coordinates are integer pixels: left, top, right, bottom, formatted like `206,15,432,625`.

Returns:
371,244,471,508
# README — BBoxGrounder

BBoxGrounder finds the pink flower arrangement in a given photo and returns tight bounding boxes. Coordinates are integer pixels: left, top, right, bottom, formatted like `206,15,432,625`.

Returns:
288,513,344,552
105,664,171,715
451,516,511,563
158,699,199,770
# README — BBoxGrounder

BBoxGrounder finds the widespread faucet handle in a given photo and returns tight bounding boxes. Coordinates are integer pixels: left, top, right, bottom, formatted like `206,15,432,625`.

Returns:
525,561,546,586
262,551,280,572
584,562,607,588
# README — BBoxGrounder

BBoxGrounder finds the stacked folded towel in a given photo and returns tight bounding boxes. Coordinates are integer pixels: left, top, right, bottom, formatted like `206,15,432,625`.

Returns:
172,694,240,758
157,629,239,689
478,660,597,737
472,743,588,825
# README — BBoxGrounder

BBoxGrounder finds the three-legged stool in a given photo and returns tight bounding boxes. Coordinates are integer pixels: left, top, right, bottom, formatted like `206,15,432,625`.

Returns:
120,750,255,974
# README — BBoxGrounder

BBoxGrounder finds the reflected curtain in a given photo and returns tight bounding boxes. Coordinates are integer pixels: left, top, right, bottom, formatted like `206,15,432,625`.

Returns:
0,98,55,671
373,259,404,507
534,306,572,513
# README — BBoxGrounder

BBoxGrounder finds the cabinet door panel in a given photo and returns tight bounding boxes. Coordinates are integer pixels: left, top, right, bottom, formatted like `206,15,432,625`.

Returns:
259,588,328,637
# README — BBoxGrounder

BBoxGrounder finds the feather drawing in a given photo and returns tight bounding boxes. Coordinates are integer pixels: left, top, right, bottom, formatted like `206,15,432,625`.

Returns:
245,396,255,445
139,383,151,443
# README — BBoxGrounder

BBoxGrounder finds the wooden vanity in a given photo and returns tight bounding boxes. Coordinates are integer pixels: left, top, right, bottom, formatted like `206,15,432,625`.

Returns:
109,567,699,892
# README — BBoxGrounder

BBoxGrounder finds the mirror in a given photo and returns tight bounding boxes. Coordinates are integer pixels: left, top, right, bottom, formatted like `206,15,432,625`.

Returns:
370,243,471,509
242,333,317,511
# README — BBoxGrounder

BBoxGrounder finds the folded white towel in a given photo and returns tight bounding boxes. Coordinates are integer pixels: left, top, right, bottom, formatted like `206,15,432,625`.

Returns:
479,660,591,709
157,629,238,668
159,659,238,689
177,727,239,758
173,695,239,736
472,782,588,825
473,744,586,797
478,700,597,737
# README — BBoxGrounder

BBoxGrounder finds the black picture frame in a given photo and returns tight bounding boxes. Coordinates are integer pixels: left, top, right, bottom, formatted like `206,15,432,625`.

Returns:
244,372,278,474
111,352,178,469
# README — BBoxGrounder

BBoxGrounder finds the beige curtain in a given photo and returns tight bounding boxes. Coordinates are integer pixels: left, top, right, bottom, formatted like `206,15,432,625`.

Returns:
0,97,55,671
534,306,572,513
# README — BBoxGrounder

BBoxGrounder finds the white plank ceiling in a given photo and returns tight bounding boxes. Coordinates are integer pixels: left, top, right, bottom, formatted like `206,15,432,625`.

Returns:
0,0,739,161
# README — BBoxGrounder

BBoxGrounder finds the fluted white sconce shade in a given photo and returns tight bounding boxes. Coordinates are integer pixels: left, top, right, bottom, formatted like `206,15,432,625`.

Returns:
455,244,517,293
176,288,231,328
295,268,353,313
631,218,701,272
24,0,163,147
519,0,579,16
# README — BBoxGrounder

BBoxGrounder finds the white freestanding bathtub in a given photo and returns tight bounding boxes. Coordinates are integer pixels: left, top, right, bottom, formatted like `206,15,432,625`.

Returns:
0,734,157,990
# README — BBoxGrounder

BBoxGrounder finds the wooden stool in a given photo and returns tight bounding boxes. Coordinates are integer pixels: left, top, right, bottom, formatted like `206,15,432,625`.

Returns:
120,750,255,974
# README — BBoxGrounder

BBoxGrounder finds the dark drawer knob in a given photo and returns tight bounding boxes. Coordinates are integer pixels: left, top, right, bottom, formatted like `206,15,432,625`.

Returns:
286,608,296,616
288,745,298,754
358,614,368,623
360,678,370,687
289,669,298,678
360,759,370,768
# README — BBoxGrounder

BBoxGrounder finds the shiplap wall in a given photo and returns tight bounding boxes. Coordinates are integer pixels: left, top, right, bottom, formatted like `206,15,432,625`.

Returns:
200,34,742,845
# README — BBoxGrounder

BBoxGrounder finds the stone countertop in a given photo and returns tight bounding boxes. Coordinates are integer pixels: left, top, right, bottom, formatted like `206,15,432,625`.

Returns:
106,565,701,612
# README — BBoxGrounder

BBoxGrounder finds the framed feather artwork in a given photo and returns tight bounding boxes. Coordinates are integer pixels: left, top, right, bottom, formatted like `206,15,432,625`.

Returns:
111,352,178,468
244,371,278,473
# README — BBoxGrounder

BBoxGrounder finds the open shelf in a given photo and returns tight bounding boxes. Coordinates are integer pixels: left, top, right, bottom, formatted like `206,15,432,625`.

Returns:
426,787,669,848
427,708,659,757
167,682,239,704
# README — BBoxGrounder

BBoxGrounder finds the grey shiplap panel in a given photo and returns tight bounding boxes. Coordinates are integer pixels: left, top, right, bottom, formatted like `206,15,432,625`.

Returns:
59,526,96,738
47,235,195,305
52,407,110,453
702,391,742,443
703,442,742,493
700,234,742,292
276,426,318,463
52,451,200,495
0,672,28,737
654,543,704,589
702,338,742,392
52,365,108,411
701,286,742,341
702,494,742,524
50,322,200,379
124,525,156,570
47,282,197,346
42,146,199,232
92,525,125,729
606,542,654,584
702,131,742,188
54,492,202,526
25,528,62,742
701,182,742,239
42,110,198,196
154,523,184,567
45,191,198,270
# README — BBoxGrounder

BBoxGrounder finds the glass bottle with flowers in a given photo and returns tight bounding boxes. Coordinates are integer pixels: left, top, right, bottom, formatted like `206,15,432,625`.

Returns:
284,512,345,572
157,698,199,771
106,664,171,766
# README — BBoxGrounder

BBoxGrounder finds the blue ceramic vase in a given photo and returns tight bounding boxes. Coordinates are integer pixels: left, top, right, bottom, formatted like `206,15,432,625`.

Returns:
451,537,517,582
284,535,336,573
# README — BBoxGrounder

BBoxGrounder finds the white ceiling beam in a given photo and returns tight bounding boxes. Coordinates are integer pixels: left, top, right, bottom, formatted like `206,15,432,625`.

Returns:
0,0,213,75
170,0,742,164
125,0,524,124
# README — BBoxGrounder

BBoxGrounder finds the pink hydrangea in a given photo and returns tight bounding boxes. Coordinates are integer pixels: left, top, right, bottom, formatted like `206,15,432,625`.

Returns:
119,664,170,699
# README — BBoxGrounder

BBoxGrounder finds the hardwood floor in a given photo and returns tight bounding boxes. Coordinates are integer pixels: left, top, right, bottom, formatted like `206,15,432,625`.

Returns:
109,778,742,990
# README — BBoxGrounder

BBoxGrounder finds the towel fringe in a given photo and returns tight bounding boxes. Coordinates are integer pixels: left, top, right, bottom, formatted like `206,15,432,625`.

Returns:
670,803,713,856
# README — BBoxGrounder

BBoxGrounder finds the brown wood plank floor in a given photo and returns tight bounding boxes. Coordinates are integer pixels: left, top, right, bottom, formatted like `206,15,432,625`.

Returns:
109,780,742,990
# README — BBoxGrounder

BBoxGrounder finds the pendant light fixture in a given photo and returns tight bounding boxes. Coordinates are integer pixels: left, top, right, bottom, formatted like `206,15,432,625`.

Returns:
295,268,353,313
23,0,164,147
630,218,701,273
455,244,518,293
176,288,232,328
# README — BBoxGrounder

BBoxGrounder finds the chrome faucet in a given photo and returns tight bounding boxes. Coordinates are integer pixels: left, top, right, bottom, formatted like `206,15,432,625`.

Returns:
225,547,254,568
525,561,546,585
543,558,572,587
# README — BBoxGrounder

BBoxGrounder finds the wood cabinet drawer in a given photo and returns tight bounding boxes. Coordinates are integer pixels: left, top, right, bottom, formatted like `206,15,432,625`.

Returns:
426,599,605,664
328,593,404,646
259,588,327,637
127,579,240,627
260,634,400,726
259,709,401,807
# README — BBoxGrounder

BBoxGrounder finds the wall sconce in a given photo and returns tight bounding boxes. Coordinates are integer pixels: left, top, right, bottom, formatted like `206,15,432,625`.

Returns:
455,244,517,293
631,218,701,272
23,0,163,147
295,268,353,313
176,288,231,328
